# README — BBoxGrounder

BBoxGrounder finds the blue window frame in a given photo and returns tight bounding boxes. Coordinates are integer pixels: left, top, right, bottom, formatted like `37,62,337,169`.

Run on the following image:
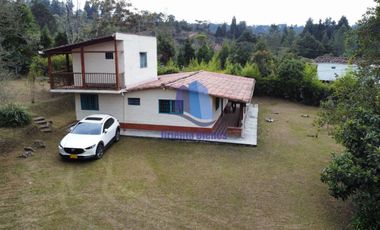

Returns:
140,52,147,68
128,97,140,106
80,94,99,110
159,100,183,114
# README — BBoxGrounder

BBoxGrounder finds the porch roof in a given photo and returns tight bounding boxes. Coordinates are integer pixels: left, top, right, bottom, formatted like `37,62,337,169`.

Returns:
129,71,255,103
43,35,115,55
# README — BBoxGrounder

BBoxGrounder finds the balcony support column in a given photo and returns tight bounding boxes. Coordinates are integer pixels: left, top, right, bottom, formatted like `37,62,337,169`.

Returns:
114,39,120,90
80,47,86,88
65,53,70,72
48,54,53,89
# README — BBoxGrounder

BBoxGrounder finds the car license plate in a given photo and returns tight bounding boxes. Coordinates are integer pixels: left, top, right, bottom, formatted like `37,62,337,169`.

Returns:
69,154,78,159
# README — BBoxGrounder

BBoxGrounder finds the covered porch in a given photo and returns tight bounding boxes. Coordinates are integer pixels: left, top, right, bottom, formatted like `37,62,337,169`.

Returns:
44,35,124,91
121,104,258,146
214,100,249,137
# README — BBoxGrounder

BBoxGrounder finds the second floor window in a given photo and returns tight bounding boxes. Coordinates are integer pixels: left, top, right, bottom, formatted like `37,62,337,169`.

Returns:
140,52,147,68
105,52,114,60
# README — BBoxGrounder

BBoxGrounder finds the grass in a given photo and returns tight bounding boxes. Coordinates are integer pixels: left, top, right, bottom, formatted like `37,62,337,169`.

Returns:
0,81,352,229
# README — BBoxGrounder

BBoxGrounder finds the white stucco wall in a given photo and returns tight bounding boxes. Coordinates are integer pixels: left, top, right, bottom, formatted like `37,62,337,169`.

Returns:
71,33,157,88
74,90,227,129
75,93,124,122
317,63,357,81
72,41,124,86
124,89,221,128
117,34,158,89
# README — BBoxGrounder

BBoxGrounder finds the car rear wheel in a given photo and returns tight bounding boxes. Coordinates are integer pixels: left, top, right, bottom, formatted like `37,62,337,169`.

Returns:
115,128,120,142
95,143,104,160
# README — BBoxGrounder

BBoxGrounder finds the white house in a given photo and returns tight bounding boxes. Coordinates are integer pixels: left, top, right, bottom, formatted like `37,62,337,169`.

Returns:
314,55,357,82
44,33,256,140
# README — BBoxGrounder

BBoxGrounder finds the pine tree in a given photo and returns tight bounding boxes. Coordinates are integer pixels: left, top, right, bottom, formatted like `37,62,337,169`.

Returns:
229,16,237,39
40,26,52,49
54,32,68,46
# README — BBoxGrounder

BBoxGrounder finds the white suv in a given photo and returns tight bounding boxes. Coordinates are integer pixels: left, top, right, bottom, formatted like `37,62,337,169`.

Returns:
59,114,120,160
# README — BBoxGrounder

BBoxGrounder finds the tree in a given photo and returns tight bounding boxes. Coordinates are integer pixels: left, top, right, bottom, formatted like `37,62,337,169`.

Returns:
331,25,349,56
177,39,195,67
27,56,45,103
215,26,223,38
229,41,254,66
295,32,325,58
196,44,213,63
217,42,230,69
0,42,12,103
267,24,282,53
54,32,68,46
84,0,95,19
31,1,57,32
0,1,40,76
157,34,175,65
40,26,53,49
229,16,237,39
278,58,305,81
337,16,349,29
252,40,275,77
236,21,247,38
281,25,296,47
50,0,65,16
319,1,380,228
237,30,256,43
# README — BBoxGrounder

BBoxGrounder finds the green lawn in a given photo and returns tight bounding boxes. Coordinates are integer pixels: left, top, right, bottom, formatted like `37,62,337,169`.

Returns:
0,86,352,229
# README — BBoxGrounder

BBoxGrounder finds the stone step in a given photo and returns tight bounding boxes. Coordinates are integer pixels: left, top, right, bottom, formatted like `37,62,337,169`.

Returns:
39,124,50,129
35,120,47,125
40,128,52,133
33,117,45,121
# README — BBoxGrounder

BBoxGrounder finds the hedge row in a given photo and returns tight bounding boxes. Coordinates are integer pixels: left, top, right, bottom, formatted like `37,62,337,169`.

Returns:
254,76,331,106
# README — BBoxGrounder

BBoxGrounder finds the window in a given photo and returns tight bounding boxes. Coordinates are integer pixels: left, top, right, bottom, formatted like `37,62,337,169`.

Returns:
72,122,102,135
140,52,147,68
128,98,140,106
80,94,99,110
105,52,114,60
159,100,183,114
103,118,114,132
215,97,220,111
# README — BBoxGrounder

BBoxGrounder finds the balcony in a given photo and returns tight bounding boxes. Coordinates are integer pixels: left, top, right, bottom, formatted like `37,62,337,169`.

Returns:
50,72,125,90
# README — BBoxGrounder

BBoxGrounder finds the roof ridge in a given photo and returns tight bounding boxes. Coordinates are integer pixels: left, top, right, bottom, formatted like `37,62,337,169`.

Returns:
161,71,201,88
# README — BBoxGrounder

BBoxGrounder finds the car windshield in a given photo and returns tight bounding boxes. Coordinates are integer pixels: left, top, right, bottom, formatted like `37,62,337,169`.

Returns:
71,122,102,135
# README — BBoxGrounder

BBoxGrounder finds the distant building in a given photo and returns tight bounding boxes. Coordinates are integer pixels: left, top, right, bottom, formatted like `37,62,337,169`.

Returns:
314,55,357,82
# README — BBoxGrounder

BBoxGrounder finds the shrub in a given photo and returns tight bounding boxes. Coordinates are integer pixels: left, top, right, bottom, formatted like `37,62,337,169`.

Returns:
0,103,31,128
241,62,260,78
158,59,180,75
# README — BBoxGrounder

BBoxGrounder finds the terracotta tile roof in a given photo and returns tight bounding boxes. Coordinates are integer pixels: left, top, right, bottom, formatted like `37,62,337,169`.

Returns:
129,71,255,103
314,55,350,64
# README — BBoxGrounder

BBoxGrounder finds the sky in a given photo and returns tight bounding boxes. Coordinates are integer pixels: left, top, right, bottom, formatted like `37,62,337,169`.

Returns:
77,0,376,25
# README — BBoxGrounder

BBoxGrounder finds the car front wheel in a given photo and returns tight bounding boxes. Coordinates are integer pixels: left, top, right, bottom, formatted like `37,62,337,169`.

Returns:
115,128,120,142
95,143,104,160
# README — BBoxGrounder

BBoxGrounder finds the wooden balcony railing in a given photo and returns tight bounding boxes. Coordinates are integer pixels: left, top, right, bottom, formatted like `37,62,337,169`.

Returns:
51,72,125,90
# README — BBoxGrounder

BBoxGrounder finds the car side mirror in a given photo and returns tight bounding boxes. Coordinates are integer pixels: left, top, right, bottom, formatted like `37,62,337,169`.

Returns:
104,128,109,133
